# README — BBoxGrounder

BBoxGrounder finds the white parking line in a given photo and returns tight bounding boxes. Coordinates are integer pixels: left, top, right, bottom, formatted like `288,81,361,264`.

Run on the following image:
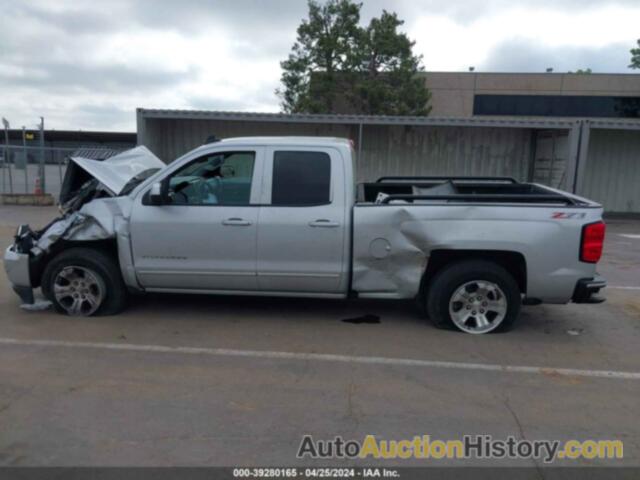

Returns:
608,286,640,290
1,337,639,381
619,234,640,239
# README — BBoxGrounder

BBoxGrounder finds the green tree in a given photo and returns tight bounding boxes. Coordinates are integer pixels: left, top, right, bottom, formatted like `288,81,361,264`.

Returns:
277,0,361,113
352,11,431,115
630,39,640,69
277,0,430,115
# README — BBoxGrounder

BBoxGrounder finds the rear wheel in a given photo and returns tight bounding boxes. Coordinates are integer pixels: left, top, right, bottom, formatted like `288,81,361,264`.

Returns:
426,260,521,334
42,248,128,316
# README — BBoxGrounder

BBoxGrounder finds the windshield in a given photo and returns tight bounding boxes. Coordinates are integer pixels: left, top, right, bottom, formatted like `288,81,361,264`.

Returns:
120,168,162,195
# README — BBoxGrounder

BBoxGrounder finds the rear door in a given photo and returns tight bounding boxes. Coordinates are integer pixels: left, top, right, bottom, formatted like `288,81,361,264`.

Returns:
256,147,347,293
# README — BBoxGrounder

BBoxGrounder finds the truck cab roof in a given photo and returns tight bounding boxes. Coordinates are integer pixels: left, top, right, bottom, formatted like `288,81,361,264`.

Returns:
213,136,351,147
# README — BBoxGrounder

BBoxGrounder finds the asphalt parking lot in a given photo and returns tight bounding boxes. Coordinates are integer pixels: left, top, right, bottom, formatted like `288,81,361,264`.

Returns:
0,205,639,468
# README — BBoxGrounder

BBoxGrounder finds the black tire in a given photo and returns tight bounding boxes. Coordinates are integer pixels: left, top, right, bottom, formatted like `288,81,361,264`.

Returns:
425,260,521,334
42,247,128,316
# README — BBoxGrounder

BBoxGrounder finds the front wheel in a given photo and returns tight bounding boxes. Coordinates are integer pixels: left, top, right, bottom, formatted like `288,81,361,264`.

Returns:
426,260,521,334
42,247,128,316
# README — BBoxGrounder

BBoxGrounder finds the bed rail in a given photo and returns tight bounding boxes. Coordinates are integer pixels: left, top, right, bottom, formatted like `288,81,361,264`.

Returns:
376,176,518,184
378,193,578,205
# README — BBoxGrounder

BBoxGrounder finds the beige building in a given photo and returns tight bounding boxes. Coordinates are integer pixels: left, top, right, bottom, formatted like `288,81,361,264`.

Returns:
423,72,640,118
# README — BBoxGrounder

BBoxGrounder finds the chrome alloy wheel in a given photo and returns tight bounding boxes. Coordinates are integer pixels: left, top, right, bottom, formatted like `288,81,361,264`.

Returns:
53,266,105,316
448,280,508,334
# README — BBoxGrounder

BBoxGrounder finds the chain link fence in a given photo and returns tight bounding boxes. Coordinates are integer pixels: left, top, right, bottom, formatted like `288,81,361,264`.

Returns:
0,145,125,199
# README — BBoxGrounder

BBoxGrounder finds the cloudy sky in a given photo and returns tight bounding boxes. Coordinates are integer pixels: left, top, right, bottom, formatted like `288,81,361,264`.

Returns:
1,0,639,131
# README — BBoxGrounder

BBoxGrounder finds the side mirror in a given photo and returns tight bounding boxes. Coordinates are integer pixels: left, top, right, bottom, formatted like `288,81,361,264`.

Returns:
148,181,165,205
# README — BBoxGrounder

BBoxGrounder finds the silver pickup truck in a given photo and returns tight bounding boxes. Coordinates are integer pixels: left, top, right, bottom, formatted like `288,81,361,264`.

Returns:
4,137,607,334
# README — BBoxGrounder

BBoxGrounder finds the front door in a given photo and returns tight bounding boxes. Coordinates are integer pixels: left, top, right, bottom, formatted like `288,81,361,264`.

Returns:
130,148,264,290
256,147,347,293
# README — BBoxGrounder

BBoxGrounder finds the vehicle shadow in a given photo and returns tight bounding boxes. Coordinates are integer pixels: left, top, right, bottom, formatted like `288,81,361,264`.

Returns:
124,290,588,338
128,291,422,324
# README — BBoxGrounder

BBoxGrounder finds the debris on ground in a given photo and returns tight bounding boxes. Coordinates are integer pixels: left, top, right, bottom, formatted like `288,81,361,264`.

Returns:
20,300,52,311
341,314,381,324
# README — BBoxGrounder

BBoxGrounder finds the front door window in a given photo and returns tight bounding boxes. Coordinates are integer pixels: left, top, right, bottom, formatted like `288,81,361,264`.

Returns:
168,151,255,205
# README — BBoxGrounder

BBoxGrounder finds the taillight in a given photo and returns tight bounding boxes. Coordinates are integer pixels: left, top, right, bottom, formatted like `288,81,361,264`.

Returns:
580,221,606,263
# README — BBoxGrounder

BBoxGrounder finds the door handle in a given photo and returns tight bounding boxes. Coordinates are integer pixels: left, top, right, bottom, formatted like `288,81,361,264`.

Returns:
222,218,252,226
308,219,340,228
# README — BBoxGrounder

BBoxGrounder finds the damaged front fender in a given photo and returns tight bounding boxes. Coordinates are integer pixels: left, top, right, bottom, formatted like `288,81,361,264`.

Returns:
35,199,125,253
4,196,136,301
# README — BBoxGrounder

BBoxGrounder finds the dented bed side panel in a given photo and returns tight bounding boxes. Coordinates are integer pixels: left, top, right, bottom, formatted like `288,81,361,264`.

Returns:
352,204,602,303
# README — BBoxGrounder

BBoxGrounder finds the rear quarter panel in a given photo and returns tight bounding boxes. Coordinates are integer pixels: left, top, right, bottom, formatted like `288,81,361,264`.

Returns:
352,204,603,302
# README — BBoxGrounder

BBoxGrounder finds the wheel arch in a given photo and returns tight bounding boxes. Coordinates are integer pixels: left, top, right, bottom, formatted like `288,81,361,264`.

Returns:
39,241,128,316
420,249,527,298
30,239,119,288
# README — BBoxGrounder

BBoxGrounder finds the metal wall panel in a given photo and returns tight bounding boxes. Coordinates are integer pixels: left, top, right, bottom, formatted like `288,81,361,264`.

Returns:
357,125,533,182
140,118,534,184
142,118,355,162
531,131,569,189
580,129,640,213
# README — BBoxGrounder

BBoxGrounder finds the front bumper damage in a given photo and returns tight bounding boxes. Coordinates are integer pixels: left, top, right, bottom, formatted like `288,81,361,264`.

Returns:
3,200,126,305
572,275,607,304
3,244,34,304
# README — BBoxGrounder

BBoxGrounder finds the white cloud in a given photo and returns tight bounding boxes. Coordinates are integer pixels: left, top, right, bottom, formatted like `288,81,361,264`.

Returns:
409,4,640,71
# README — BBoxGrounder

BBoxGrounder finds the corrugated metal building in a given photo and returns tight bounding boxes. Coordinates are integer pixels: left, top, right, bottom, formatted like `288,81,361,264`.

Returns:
136,109,640,214
579,121,640,213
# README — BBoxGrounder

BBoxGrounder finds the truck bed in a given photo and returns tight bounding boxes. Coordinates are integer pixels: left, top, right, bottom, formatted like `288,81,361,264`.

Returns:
357,176,591,206
352,175,603,303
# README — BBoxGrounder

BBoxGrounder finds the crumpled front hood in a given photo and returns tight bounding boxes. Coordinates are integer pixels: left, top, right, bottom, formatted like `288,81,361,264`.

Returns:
68,146,164,196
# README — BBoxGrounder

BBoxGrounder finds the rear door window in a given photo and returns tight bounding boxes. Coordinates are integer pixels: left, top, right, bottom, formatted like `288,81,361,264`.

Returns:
271,151,331,206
